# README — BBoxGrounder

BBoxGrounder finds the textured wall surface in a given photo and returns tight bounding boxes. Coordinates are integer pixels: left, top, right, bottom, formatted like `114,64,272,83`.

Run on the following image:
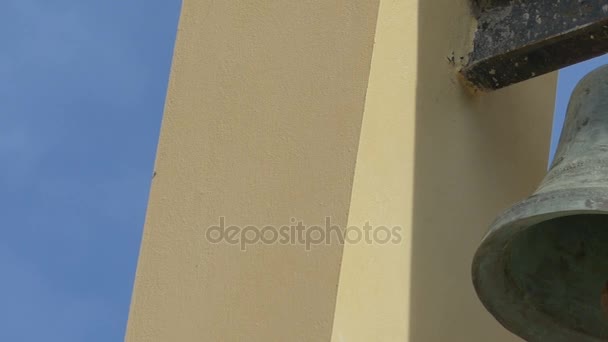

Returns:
126,0,557,341
332,0,556,341
125,1,379,341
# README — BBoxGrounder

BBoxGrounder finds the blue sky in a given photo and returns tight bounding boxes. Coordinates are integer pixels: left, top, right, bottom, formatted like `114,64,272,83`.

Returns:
0,1,606,341
0,0,181,340
550,54,608,162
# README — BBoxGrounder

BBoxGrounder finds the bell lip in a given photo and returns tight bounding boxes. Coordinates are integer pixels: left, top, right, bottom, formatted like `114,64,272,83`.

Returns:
472,187,608,342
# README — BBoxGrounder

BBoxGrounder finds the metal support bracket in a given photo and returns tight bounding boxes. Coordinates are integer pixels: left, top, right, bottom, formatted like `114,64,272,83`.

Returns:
461,0,608,91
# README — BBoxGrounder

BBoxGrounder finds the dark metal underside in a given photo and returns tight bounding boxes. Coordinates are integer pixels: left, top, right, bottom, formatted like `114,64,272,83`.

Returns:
462,0,608,91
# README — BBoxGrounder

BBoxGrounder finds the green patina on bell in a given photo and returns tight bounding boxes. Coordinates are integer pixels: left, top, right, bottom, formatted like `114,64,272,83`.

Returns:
473,65,608,342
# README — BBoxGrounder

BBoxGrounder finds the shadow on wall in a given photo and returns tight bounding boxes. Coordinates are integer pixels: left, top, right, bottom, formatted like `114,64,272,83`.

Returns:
408,0,556,341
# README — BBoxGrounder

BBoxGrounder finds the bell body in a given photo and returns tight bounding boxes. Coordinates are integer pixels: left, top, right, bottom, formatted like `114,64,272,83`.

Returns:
473,65,608,342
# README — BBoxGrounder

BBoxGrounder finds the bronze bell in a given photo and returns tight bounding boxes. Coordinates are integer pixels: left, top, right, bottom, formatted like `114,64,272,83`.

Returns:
472,65,608,342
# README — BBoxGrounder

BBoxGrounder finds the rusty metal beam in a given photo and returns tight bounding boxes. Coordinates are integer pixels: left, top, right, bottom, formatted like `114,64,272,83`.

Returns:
461,0,608,91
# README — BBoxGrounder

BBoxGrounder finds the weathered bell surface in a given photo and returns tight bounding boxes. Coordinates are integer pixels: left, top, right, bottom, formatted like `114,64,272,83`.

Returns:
472,65,608,342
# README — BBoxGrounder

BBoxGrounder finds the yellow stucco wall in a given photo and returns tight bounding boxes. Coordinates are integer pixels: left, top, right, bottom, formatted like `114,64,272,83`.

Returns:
126,0,557,341
331,0,556,341
125,1,379,341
